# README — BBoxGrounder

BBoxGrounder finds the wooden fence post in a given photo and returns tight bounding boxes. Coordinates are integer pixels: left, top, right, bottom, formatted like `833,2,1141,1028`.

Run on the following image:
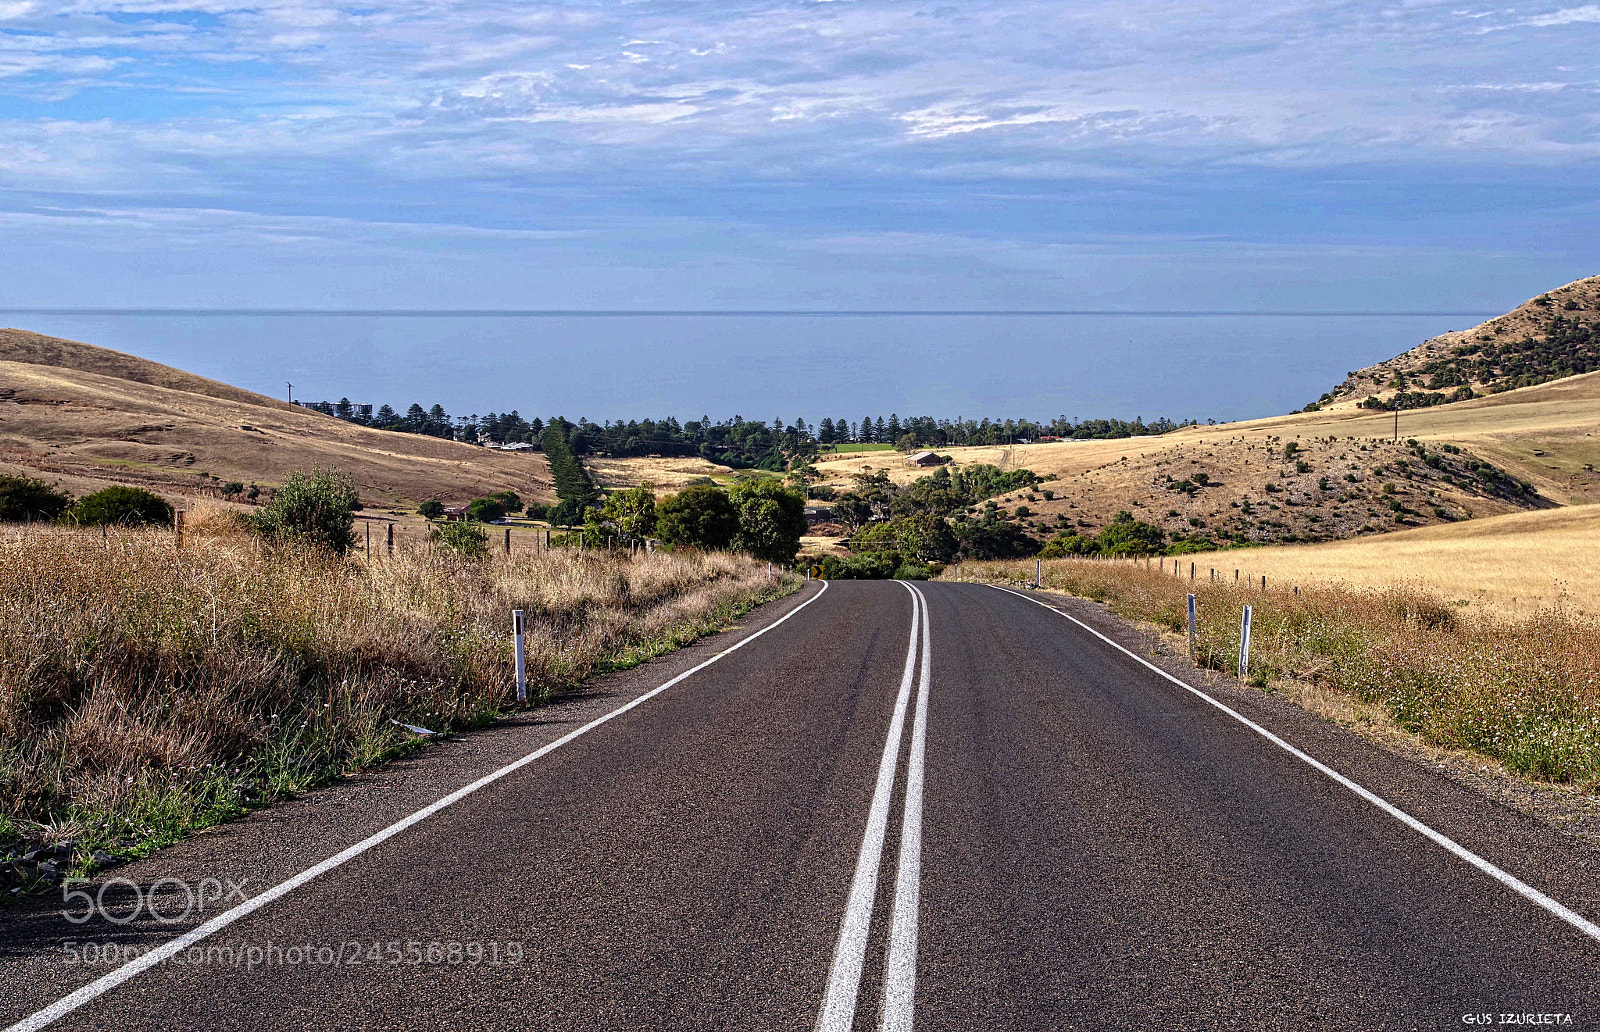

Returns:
387,523,394,555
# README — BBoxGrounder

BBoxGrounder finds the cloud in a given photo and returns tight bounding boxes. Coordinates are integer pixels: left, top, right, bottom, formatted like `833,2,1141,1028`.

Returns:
1524,4,1600,25
0,0,1596,309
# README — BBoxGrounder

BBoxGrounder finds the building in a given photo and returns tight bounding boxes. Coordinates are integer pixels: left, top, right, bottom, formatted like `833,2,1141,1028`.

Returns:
804,506,836,526
906,451,943,467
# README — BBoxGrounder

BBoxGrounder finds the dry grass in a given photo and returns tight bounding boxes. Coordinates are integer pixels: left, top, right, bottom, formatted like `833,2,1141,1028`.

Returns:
0,516,791,857
0,329,553,510
1174,506,1600,617
585,454,741,492
950,557,1600,786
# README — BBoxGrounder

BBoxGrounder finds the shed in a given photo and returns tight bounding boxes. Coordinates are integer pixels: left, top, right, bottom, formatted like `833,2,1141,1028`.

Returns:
906,451,942,467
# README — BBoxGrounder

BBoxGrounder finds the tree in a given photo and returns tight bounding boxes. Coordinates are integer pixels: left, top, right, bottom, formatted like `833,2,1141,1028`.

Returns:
585,483,657,545
859,415,875,443
0,475,72,522
69,486,172,527
221,481,245,500
417,499,445,520
656,484,740,550
542,423,599,518
818,417,837,445
466,497,507,522
730,479,807,564
489,490,524,514
251,468,358,553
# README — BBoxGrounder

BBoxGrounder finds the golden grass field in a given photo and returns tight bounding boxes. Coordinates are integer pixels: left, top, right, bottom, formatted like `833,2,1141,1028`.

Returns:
1170,505,1600,616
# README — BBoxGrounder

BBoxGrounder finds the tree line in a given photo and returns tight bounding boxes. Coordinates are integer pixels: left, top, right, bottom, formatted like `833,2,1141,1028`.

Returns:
298,400,1195,469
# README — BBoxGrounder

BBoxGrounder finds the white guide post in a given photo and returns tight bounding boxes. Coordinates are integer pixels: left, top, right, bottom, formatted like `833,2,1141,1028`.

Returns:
1238,605,1253,680
513,609,528,703
1186,594,1197,659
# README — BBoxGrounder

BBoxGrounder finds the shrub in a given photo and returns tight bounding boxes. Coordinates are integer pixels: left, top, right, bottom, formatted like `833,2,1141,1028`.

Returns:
657,484,740,551
69,486,173,528
251,468,358,554
821,551,900,579
730,480,808,564
524,502,550,521
0,475,72,522
417,499,446,520
489,490,524,514
429,520,490,559
221,481,245,500
467,497,507,523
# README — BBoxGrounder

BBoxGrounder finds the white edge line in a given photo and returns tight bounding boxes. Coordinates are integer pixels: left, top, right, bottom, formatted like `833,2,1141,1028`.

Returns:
985,583,1600,946
815,584,922,1032
882,583,930,1032
6,581,833,1032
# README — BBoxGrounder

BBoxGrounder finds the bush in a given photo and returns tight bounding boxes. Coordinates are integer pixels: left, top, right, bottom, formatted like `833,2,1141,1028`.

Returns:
0,475,72,522
221,481,245,499
489,490,524,514
730,480,808,564
821,551,901,579
657,484,740,550
524,502,549,521
429,520,490,559
417,499,445,520
467,497,507,523
251,469,358,554
69,486,173,528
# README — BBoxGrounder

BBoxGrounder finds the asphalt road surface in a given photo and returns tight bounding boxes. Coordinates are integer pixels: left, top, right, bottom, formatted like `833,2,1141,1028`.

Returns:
5,580,1600,1031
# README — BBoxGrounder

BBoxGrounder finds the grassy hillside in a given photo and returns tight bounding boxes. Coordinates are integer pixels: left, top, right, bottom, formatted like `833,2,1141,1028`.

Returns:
805,368,1598,550
1325,275,1600,409
0,328,552,510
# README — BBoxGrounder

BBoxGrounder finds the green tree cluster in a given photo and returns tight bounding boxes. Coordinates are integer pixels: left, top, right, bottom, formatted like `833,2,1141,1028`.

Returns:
584,483,659,546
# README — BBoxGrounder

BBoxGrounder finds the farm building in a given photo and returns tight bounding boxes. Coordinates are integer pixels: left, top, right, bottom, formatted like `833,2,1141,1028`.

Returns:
905,451,943,467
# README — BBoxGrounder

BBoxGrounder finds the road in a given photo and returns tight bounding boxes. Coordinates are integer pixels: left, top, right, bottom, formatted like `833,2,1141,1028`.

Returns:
4,580,1600,1030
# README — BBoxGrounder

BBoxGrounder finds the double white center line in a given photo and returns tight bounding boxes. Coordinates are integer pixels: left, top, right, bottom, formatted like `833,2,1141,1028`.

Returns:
817,582,931,1032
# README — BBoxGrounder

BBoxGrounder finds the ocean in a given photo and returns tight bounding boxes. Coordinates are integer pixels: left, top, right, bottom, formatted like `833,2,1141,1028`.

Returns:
0,311,1492,425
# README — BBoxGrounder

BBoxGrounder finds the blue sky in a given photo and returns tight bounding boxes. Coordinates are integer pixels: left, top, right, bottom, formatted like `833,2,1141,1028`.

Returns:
0,0,1596,312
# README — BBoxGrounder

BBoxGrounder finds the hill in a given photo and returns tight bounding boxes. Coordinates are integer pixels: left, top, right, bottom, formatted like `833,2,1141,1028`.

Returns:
1323,275,1600,411
807,366,1599,551
0,328,551,510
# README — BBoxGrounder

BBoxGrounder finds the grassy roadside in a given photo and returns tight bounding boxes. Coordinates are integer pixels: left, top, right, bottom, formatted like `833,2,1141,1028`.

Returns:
0,521,798,891
947,557,1600,788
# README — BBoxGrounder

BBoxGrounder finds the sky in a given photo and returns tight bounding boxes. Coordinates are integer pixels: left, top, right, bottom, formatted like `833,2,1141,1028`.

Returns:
0,0,1596,315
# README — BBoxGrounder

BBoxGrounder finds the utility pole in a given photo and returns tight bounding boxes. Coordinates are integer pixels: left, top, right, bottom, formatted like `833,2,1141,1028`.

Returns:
287,382,294,405
1393,407,1398,444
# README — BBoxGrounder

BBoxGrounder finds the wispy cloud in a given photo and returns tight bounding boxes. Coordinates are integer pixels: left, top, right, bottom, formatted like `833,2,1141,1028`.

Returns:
0,1,1594,308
